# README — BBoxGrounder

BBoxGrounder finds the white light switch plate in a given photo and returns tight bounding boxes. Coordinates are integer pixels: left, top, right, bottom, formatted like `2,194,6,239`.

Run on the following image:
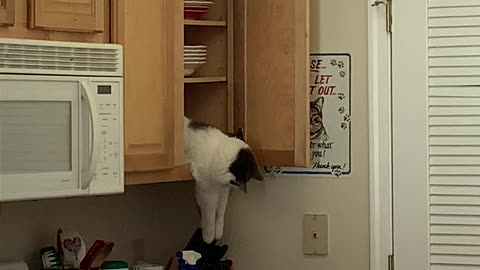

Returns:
303,214,328,255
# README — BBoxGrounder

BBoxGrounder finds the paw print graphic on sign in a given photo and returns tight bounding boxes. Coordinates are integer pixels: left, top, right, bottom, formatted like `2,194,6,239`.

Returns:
338,61,345,69
339,71,346,78
338,106,345,114
341,122,348,130
344,114,351,123
263,166,273,174
332,168,342,177
338,93,345,100
330,59,337,66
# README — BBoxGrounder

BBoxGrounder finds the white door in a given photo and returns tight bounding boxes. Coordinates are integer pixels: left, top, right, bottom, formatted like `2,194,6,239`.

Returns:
393,0,480,269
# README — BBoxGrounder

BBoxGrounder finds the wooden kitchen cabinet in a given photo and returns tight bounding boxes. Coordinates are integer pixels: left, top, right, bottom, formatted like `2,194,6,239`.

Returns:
0,0,110,43
112,0,310,184
0,0,15,26
28,0,105,32
112,0,184,173
235,0,310,167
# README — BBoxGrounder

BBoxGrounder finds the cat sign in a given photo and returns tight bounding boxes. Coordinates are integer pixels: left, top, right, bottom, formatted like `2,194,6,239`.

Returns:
272,53,351,177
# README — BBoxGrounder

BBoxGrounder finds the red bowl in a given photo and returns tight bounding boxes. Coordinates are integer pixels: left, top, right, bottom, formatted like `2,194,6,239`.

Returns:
184,5,209,10
184,9,207,20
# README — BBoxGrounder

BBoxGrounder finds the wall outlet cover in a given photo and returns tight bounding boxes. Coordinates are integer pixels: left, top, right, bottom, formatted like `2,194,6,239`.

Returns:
303,214,328,255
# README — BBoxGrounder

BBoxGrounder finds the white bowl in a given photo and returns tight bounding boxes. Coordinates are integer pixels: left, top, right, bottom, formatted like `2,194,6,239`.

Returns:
184,62,206,76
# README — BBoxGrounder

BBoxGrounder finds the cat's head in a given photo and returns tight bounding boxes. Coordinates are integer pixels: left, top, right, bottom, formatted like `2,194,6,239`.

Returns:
310,96,325,137
228,146,263,193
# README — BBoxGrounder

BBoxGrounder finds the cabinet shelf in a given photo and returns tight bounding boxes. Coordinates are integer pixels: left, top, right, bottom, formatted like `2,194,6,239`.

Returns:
184,20,227,26
184,76,227,84
126,165,194,185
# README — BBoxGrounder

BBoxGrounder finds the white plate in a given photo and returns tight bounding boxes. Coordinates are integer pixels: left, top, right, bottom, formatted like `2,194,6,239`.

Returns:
184,45,207,48
185,58,207,63
183,55,207,58
184,61,206,65
185,50,207,54
184,5,211,8
184,53,207,57
184,1,214,6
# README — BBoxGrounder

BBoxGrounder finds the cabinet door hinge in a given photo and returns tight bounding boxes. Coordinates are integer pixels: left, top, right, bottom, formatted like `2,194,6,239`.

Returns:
388,254,394,270
372,0,392,33
387,0,392,33
227,128,244,141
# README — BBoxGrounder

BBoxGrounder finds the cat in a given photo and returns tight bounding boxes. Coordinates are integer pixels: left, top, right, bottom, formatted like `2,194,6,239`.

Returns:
184,116,263,244
310,96,330,142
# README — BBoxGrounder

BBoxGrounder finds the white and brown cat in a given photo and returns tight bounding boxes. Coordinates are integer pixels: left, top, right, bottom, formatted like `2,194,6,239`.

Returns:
184,117,263,244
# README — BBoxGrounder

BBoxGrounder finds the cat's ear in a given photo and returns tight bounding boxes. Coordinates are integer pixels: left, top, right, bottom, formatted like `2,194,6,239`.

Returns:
248,150,264,181
313,96,324,107
226,128,244,141
316,96,325,110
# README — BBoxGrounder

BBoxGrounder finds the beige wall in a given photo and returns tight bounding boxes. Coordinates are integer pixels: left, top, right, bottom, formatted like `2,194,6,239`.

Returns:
223,0,370,269
0,183,198,270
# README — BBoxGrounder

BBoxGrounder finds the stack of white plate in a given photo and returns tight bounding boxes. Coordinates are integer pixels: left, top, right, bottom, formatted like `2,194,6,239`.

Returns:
184,45,207,76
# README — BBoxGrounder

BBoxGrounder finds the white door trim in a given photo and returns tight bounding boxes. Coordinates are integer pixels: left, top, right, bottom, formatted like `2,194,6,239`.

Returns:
368,1,392,269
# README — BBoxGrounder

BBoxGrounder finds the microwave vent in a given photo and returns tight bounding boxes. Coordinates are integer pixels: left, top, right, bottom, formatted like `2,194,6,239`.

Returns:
0,38,123,77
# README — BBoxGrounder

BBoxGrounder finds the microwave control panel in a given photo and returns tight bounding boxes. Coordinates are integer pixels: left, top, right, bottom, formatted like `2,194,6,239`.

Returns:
89,79,123,191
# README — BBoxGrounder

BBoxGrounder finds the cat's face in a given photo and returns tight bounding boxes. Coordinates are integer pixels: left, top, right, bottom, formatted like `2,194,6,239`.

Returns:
228,147,263,193
310,96,325,138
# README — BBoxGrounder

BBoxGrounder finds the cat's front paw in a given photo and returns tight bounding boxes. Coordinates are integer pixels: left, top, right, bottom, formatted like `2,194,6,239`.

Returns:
202,229,215,244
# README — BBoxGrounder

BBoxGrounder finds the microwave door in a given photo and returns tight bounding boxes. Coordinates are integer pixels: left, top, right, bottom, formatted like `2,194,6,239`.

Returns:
0,77,81,201
80,82,100,189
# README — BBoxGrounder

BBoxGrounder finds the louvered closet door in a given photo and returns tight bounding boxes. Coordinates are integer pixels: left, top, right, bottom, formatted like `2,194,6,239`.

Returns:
393,0,480,269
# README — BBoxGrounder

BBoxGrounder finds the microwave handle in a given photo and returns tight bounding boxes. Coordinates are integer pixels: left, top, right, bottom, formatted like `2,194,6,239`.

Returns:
80,82,100,189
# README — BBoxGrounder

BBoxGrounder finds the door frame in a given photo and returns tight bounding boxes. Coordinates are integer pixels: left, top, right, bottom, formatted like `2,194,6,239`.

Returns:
368,1,392,269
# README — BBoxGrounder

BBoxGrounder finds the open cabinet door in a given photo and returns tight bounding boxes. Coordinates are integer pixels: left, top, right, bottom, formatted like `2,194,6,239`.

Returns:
112,0,184,172
235,0,310,167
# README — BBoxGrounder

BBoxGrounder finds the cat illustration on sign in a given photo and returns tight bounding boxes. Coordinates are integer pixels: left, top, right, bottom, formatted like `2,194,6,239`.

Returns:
310,96,330,142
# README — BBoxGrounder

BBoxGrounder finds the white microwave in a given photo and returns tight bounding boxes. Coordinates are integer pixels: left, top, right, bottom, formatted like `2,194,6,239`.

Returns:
0,38,124,202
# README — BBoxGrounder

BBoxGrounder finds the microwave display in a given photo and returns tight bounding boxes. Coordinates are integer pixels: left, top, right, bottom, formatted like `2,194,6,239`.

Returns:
97,85,112,95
